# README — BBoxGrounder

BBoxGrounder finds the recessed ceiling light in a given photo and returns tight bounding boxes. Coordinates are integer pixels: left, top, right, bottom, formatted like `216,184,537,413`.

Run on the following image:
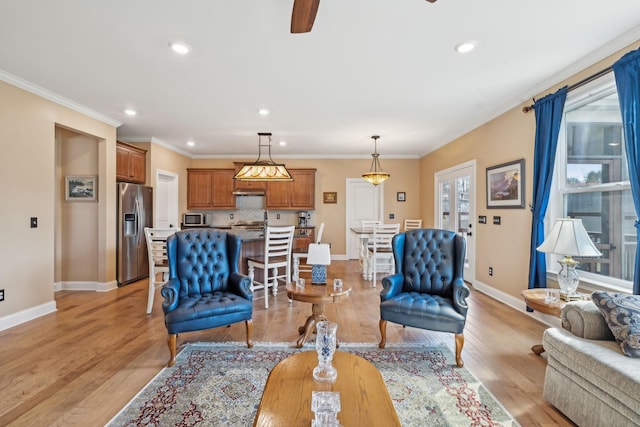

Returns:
279,141,287,146
169,41,191,55
258,108,270,116
187,141,195,147
124,109,137,116
455,41,477,54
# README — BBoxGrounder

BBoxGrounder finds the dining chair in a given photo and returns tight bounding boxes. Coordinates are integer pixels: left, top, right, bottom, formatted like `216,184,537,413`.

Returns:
359,220,382,277
404,219,422,231
247,226,295,309
144,227,178,314
361,220,381,229
367,223,400,285
293,222,325,281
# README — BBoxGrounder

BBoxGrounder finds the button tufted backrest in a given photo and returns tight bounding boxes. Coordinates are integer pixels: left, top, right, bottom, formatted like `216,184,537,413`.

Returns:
166,229,241,297
394,228,465,296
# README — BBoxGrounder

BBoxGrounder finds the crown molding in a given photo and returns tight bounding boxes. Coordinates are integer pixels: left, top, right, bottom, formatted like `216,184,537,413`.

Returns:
0,69,122,128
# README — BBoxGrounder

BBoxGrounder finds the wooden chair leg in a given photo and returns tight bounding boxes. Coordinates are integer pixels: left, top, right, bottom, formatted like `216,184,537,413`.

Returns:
167,333,177,367
245,320,254,348
454,333,464,367
378,319,387,348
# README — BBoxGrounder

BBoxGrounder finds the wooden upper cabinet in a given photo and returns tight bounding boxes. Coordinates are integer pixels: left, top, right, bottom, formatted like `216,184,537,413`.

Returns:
187,169,236,209
266,181,291,209
290,169,315,208
116,142,147,183
266,169,316,210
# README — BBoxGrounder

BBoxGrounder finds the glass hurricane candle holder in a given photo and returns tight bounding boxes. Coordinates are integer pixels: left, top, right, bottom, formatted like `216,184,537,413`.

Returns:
313,321,338,382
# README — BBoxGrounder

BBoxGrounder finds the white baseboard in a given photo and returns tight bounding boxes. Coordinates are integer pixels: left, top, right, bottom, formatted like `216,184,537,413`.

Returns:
0,300,57,332
54,280,118,292
472,280,561,328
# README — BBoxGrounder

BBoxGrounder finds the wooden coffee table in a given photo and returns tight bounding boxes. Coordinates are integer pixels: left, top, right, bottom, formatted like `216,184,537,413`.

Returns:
286,282,352,348
521,288,589,354
253,350,400,426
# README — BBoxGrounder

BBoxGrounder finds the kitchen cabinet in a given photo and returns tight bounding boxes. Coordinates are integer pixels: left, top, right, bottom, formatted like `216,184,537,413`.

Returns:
116,142,146,183
187,169,236,209
266,169,316,210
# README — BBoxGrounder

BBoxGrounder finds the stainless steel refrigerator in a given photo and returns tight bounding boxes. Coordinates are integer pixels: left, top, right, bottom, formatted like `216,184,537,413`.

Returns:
117,182,153,286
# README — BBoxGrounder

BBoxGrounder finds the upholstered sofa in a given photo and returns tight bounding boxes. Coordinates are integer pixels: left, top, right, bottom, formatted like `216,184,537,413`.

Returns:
542,300,640,426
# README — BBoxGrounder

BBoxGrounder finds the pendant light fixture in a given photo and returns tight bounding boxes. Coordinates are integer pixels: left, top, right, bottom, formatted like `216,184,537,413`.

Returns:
362,135,390,185
234,132,293,181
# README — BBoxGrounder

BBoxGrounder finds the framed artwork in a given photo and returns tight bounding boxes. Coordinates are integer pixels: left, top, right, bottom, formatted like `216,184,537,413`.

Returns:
486,159,524,209
323,192,337,204
397,192,406,202
65,175,97,202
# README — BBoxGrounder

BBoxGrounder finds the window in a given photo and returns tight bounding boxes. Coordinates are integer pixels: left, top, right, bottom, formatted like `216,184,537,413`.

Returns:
549,73,635,291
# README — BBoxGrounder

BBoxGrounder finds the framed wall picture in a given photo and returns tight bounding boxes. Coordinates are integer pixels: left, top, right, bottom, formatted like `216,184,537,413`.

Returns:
486,159,524,208
65,175,97,202
397,192,406,202
323,192,337,204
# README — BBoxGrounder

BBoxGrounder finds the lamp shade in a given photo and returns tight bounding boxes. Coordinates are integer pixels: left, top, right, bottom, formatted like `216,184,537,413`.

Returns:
537,218,602,257
307,243,331,265
234,132,293,181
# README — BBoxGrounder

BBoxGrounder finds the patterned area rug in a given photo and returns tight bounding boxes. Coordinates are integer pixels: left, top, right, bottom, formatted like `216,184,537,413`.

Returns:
107,342,518,426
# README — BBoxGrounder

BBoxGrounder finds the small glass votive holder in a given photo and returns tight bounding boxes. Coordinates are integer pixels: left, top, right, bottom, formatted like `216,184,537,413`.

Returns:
333,278,343,291
311,391,341,427
297,277,305,288
544,288,559,302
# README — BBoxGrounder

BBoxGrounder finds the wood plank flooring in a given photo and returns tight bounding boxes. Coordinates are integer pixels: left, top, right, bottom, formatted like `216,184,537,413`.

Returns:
0,260,575,426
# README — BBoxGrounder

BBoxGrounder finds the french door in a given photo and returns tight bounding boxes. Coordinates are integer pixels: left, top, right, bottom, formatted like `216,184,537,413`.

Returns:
435,161,476,283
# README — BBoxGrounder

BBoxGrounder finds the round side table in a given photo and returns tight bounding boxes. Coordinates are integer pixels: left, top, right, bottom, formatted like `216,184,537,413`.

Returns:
521,288,588,355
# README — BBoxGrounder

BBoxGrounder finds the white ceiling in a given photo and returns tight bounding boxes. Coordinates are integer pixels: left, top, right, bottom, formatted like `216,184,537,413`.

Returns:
1,1,640,159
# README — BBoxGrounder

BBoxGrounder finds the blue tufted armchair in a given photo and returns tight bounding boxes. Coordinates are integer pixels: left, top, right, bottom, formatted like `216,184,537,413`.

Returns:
161,229,253,367
379,228,470,367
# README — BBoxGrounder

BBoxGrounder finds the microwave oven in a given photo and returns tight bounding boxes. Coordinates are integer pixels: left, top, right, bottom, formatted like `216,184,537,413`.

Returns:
183,212,206,226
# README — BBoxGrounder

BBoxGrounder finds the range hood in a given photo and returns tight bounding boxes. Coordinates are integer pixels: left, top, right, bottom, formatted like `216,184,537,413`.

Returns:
232,189,266,196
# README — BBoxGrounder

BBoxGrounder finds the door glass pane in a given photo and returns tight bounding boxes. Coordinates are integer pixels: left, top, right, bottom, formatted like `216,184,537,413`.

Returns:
440,181,450,230
456,176,470,268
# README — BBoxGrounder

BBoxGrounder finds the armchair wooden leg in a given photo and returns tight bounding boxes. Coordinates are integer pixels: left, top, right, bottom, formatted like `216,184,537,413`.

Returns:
379,319,387,348
245,320,254,348
454,333,464,367
167,334,177,367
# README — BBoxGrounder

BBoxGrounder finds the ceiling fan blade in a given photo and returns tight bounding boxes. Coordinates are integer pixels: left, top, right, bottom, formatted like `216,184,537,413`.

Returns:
291,0,320,33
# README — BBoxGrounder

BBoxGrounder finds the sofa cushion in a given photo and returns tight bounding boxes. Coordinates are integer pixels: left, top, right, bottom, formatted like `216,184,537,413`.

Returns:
591,291,640,358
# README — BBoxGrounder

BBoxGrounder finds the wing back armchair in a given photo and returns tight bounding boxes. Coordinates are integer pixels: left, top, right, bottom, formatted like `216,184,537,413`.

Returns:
379,228,470,367
161,229,253,366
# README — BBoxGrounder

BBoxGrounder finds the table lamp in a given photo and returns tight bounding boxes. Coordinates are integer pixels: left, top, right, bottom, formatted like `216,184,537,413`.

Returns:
307,243,331,284
537,218,602,300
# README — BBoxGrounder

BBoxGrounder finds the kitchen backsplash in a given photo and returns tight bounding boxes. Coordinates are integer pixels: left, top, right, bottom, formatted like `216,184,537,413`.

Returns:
191,196,314,227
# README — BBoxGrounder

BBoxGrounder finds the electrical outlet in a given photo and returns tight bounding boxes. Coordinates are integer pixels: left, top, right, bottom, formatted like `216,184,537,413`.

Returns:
30,217,38,228
277,213,281,219
0,289,4,301
389,213,395,219
229,213,234,220
493,216,501,225
488,267,493,276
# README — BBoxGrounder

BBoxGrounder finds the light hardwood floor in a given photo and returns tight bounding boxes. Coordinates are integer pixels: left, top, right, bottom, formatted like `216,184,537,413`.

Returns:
0,260,575,426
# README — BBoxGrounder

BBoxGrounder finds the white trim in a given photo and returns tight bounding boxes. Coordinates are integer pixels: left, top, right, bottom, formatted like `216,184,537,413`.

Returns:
473,281,561,328
0,68,122,127
0,301,57,332
54,280,118,292
155,169,180,229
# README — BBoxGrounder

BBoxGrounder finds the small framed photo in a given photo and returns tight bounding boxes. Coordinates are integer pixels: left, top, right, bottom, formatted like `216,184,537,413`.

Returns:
397,192,406,202
486,159,525,209
323,192,337,204
65,175,97,202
